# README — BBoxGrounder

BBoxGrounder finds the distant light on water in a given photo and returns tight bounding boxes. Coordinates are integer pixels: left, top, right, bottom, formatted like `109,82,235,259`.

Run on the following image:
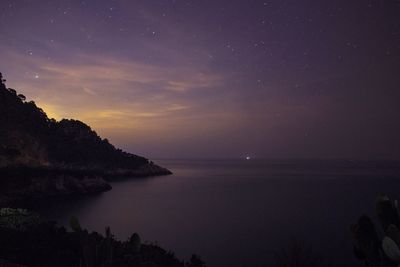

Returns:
245,156,251,160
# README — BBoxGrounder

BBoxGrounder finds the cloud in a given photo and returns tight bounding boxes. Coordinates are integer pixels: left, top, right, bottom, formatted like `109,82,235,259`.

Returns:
166,72,222,92
0,46,229,138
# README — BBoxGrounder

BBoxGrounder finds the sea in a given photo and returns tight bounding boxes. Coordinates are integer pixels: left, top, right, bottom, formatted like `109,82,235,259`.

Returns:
36,159,400,267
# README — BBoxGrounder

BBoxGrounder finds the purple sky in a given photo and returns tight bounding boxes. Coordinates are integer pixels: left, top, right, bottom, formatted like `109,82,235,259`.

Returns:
1,0,400,159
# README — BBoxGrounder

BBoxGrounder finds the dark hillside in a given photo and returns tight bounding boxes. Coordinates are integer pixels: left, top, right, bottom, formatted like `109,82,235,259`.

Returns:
0,72,167,173
0,72,170,205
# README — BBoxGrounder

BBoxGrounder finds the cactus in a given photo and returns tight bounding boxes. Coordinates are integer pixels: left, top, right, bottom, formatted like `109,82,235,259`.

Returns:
376,194,400,232
387,225,400,245
382,236,400,263
352,194,400,267
351,215,381,266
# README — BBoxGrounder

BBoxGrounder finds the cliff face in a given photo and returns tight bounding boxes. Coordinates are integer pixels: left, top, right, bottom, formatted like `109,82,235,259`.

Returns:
0,169,112,207
0,72,171,205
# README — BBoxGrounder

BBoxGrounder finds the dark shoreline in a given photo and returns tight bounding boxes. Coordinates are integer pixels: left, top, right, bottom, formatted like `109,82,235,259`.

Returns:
0,165,172,208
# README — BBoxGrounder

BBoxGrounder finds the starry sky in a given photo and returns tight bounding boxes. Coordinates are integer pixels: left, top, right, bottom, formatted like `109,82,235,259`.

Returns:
1,0,400,159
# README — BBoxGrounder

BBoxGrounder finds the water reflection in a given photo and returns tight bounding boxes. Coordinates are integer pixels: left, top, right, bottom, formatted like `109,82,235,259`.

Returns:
35,159,400,267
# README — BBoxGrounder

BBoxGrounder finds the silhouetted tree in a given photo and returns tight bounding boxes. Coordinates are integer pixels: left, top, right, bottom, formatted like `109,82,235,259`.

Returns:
0,72,5,84
17,94,26,101
8,88,16,95
0,73,6,90
187,255,206,267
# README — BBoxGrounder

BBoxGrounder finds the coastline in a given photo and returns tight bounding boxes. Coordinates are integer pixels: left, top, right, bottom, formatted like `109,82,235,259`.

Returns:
0,164,172,207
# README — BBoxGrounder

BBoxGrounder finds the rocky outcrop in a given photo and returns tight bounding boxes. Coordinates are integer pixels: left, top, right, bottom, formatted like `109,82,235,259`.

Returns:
28,175,112,196
0,72,171,176
0,168,112,207
0,72,172,205
104,164,172,180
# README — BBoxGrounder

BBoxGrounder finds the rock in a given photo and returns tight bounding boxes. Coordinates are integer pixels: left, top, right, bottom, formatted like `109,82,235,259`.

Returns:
0,168,112,207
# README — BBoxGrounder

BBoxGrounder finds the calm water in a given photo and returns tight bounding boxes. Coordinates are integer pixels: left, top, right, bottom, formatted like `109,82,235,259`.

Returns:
36,159,400,267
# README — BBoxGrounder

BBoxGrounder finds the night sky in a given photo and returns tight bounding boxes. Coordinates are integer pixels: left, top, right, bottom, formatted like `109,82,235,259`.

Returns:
1,0,400,159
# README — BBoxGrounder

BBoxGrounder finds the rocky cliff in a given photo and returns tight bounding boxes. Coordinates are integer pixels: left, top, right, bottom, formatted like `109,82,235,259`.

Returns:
0,168,111,207
0,72,171,205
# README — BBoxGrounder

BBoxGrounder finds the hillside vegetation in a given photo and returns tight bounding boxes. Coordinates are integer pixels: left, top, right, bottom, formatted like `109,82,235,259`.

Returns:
0,72,167,173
